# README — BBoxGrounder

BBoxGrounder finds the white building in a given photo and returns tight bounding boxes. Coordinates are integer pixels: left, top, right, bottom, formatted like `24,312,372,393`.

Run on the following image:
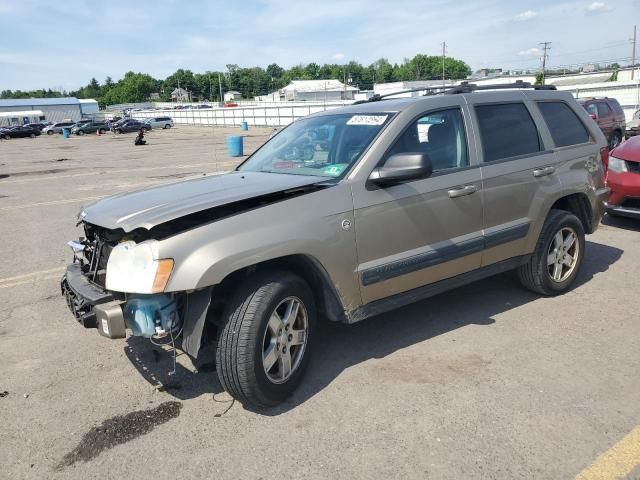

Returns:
0,97,94,123
257,80,358,102
0,110,44,127
224,91,242,102
171,88,190,102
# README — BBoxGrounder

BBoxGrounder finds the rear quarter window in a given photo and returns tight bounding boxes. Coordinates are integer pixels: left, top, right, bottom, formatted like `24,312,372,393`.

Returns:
537,101,590,147
475,102,541,162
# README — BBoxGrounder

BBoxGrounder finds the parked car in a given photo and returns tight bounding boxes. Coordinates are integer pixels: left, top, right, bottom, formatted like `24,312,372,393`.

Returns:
1,125,41,139
61,82,608,408
604,136,640,218
578,97,626,149
72,121,109,136
625,110,640,139
42,121,76,135
25,122,48,131
142,116,174,130
113,120,144,134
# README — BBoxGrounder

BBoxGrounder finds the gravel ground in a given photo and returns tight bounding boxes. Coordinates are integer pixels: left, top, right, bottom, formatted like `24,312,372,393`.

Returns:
0,126,638,479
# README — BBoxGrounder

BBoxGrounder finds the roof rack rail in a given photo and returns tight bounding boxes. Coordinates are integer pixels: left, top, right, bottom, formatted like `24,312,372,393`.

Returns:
355,80,556,104
353,86,451,104
447,80,557,94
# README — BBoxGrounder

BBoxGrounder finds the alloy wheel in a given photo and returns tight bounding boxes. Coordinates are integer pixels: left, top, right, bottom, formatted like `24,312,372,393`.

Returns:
262,296,308,384
547,227,580,283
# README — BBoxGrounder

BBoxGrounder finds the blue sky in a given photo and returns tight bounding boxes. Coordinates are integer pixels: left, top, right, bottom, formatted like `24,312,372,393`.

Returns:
0,0,636,91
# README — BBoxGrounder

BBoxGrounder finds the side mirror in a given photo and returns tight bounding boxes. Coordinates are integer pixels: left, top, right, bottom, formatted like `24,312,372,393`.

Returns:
369,153,433,185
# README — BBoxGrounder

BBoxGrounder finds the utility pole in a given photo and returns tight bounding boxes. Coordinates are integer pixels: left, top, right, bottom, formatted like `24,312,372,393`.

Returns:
343,66,346,101
539,41,551,84
632,25,637,80
442,41,446,89
218,74,223,105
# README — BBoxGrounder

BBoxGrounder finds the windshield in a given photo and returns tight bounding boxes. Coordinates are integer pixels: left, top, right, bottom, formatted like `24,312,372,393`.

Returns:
238,113,393,178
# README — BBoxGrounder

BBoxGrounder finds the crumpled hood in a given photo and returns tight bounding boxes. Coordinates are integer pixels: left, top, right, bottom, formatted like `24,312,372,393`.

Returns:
80,171,326,232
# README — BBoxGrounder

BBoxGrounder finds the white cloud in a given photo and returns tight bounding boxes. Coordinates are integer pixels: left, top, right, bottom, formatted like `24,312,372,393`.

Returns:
586,2,613,13
515,10,537,21
331,53,345,60
518,47,542,56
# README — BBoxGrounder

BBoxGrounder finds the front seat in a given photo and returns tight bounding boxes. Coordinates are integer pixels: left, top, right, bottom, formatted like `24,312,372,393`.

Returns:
426,123,457,171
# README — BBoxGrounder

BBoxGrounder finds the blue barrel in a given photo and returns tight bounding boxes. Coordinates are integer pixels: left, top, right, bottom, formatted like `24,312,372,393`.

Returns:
240,121,248,131
226,135,244,157
62,128,70,139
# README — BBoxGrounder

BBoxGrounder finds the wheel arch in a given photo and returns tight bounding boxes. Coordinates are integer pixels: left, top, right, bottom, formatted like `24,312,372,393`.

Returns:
548,192,594,234
212,254,347,324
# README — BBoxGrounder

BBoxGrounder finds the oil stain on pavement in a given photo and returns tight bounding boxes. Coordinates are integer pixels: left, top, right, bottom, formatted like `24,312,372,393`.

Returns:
57,401,182,469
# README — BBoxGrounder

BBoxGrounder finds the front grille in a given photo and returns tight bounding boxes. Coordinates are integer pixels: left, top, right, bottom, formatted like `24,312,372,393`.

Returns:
621,198,640,210
626,161,640,174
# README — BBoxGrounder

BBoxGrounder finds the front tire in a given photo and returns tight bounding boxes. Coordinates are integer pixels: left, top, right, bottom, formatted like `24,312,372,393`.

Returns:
216,270,315,408
47,130,53,135
518,209,585,295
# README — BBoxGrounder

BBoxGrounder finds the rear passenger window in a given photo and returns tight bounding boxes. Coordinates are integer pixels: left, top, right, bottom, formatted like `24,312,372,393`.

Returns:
475,103,541,162
596,103,610,117
537,102,590,147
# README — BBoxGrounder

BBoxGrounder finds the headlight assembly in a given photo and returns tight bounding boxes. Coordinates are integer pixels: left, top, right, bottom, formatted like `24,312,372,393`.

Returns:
105,240,174,294
608,156,628,173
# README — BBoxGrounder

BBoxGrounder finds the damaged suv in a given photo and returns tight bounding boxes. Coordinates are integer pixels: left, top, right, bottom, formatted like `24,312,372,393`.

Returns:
62,82,608,408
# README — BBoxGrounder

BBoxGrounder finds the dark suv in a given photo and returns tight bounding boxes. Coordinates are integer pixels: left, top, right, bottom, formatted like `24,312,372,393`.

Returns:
578,97,625,150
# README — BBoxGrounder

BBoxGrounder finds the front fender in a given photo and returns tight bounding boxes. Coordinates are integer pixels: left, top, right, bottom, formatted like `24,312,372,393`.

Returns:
156,183,362,311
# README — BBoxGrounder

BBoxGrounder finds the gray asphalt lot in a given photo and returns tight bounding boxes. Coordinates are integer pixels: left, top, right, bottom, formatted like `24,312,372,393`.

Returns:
0,126,638,479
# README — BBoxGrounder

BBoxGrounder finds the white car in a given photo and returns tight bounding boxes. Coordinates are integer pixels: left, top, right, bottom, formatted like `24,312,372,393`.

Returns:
142,116,174,130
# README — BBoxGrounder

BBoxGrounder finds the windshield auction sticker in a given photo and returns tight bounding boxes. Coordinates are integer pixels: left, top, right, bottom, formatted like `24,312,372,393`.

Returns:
346,115,388,126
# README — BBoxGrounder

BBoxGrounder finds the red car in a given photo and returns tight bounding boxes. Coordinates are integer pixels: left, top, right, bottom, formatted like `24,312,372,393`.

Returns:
605,136,640,218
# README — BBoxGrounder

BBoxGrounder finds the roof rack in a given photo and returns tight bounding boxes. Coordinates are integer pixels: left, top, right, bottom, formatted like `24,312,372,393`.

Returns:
449,80,557,93
355,80,557,104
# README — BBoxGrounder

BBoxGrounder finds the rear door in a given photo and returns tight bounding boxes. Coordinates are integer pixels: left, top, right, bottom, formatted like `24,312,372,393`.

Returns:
350,101,485,304
467,92,560,266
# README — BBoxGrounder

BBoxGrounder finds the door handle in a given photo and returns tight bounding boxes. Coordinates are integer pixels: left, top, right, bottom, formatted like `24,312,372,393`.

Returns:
448,185,477,198
533,166,555,177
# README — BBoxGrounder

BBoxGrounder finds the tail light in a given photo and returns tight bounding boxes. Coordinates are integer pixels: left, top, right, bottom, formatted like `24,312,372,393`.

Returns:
600,147,609,170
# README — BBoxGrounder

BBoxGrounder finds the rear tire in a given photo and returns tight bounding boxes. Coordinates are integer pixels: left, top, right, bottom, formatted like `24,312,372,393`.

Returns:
216,270,315,408
517,209,585,295
78,130,85,136
3,135,10,140
47,130,53,135
164,124,171,129
30,133,35,138
98,129,106,134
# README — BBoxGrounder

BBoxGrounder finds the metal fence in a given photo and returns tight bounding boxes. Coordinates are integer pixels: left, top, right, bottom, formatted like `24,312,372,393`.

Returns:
130,103,348,127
